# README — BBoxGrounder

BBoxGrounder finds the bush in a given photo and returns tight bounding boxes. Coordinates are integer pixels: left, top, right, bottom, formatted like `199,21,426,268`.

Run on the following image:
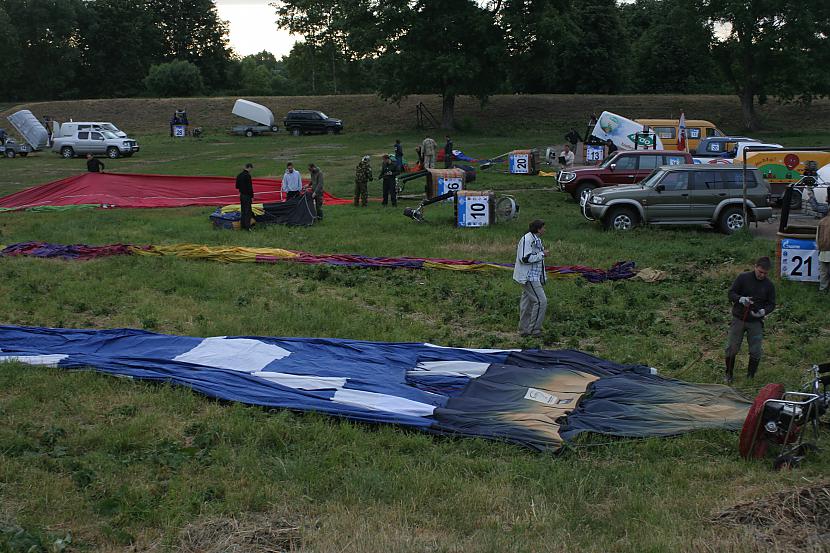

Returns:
143,60,204,97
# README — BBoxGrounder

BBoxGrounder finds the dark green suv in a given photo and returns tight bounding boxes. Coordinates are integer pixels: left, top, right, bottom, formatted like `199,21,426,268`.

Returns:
582,165,773,234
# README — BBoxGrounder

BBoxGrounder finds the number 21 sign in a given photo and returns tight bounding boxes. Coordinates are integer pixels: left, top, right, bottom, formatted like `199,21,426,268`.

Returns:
780,239,819,282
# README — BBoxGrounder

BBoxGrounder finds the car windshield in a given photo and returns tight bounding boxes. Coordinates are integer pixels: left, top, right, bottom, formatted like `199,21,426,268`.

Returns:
318,112,328,119
599,152,621,168
641,169,667,188
101,124,119,132
101,131,119,139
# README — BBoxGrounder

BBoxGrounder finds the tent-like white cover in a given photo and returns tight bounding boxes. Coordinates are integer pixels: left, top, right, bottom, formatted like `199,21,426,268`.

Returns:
232,99,275,126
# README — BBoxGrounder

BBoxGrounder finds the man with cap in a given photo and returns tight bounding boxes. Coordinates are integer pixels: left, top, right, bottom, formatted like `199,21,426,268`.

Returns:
354,155,373,207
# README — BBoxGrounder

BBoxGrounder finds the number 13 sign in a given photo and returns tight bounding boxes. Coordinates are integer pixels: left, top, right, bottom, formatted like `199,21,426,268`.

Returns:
780,239,819,282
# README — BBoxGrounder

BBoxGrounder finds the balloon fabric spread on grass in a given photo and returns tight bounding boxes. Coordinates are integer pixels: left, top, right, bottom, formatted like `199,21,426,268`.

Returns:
0,325,751,452
0,172,351,210
1,241,638,283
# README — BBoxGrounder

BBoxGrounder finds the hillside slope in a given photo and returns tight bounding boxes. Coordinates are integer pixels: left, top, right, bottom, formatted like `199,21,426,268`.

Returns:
2,94,829,136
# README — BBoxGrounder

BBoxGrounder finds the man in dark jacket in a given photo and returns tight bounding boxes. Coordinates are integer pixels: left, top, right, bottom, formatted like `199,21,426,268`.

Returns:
86,154,105,173
308,163,324,220
235,163,254,230
724,256,776,383
394,139,404,171
380,154,398,207
444,136,453,168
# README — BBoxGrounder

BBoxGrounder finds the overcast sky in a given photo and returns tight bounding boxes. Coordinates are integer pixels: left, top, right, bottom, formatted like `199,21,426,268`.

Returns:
214,0,299,58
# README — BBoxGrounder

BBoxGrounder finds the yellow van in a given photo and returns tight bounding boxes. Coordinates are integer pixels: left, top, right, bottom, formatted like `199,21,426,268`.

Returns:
635,119,724,151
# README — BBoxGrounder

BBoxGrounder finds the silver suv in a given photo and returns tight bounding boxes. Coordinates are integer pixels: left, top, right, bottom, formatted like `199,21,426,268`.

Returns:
51,130,140,159
582,165,774,234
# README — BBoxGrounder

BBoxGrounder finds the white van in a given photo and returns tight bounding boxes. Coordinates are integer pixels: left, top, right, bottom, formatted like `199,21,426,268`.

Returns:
52,121,127,139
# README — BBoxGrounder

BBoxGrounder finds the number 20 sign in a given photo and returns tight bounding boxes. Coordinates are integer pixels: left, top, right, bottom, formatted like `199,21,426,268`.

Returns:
780,239,819,283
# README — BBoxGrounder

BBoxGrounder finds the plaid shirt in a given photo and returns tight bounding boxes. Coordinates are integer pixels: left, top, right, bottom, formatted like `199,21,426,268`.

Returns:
525,235,545,283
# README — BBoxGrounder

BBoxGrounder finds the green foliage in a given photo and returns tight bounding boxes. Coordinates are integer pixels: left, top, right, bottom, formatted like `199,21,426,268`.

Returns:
143,60,205,97
704,0,830,129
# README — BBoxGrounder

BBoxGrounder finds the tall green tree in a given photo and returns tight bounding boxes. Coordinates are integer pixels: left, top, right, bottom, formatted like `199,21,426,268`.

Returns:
704,0,830,130
79,0,166,98
143,60,204,97
0,6,21,100
620,0,723,94
375,0,506,129
499,0,579,94
561,0,625,94
147,0,233,91
0,0,87,100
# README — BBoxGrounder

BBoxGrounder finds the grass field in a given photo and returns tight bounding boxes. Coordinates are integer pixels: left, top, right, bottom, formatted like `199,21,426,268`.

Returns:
1,105,829,552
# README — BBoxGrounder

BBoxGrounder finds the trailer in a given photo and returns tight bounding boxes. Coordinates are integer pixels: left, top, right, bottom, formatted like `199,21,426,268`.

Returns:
230,99,279,137
7,110,50,152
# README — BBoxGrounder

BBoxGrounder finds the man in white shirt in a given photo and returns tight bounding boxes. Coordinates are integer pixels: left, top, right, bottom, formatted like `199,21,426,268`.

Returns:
513,219,549,338
282,162,303,200
559,144,575,170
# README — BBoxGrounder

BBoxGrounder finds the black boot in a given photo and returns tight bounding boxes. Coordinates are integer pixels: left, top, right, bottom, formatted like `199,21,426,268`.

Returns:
747,357,760,379
724,355,736,384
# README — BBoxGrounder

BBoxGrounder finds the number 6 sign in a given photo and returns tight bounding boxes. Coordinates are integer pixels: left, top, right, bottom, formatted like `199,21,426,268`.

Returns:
779,238,819,282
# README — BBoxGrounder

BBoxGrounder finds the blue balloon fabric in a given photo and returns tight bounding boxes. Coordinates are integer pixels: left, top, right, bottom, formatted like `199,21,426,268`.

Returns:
0,325,750,451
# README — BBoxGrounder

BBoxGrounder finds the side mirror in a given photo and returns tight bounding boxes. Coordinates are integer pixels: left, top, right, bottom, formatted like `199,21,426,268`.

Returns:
655,184,665,192
610,163,617,171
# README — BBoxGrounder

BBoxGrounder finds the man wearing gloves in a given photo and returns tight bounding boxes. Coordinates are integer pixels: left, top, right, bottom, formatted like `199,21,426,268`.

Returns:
724,256,776,383
513,219,549,338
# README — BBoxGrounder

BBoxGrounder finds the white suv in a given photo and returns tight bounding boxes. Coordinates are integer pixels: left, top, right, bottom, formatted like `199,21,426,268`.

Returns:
51,130,140,159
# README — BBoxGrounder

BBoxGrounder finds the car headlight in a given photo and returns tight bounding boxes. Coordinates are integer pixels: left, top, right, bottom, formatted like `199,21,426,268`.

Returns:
559,172,576,183
591,195,605,204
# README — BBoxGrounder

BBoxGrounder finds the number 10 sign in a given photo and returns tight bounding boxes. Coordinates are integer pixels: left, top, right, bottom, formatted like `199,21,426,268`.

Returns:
457,192,491,227
780,238,819,282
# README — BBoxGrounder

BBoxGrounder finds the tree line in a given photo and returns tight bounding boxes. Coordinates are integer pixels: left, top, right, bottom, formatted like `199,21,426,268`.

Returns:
0,0,827,130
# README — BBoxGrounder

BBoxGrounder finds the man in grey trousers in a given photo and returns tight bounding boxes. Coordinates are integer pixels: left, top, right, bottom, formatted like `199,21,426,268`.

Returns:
513,219,549,338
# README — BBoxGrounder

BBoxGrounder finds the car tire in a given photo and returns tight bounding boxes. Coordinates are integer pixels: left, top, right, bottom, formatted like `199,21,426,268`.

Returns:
574,183,595,203
326,127,335,135
106,147,120,159
5,149,15,158
718,206,746,234
245,129,254,138
270,126,280,133
603,206,639,231
291,127,301,137
60,146,75,159
788,189,802,210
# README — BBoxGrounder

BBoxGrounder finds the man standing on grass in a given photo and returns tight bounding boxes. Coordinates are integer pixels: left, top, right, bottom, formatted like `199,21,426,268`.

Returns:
354,155,373,207
444,135,453,168
724,256,776,384
235,163,254,231
380,154,398,208
422,136,437,169
817,213,830,293
282,162,302,200
394,139,404,171
513,219,549,338
308,163,325,220
86,153,105,173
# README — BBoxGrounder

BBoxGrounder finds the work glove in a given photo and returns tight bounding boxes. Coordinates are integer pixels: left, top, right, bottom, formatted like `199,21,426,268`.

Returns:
738,296,753,307
750,309,766,318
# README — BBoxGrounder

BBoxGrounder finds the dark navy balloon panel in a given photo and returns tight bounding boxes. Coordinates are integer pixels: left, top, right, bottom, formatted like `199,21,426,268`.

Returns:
0,326,750,451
